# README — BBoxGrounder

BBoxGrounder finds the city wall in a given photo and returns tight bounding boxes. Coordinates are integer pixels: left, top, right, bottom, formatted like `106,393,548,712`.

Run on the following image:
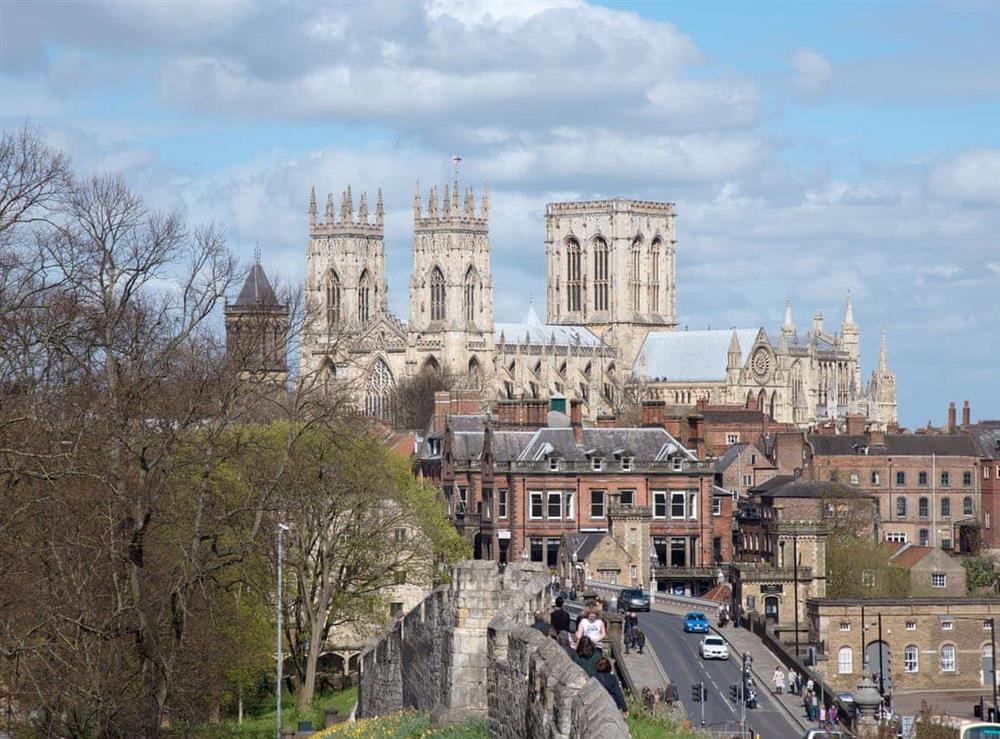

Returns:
358,560,629,738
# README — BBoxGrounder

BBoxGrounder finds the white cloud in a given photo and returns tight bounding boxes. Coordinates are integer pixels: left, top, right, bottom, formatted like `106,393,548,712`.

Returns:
928,149,1000,205
790,48,833,102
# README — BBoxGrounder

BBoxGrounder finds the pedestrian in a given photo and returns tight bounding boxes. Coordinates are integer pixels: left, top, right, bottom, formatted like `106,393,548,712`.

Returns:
573,636,601,677
531,610,550,634
805,677,814,695
575,609,607,646
810,692,819,723
595,657,628,716
633,627,646,655
829,703,839,727
550,596,571,634
819,704,827,729
795,670,803,696
773,665,785,694
624,611,638,636
747,685,757,709
787,668,797,696
803,691,813,721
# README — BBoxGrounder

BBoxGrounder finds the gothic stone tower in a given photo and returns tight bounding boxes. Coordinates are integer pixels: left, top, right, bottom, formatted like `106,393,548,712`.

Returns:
545,198,677,368
225,256,289,387
409,180,494,383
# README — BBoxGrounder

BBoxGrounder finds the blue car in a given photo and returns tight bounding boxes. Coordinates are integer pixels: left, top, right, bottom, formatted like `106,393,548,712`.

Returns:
683,612,710,633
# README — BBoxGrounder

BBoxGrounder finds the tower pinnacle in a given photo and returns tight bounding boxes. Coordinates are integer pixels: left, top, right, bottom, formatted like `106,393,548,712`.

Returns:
308,187,317,227
843,291,856,326
376,188,384,226
782,297,795,335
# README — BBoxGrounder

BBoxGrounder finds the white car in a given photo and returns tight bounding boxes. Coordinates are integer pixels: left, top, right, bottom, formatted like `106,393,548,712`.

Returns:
698,635,730,660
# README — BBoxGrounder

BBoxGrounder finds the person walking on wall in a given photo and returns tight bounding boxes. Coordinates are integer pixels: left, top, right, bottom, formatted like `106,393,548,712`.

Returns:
595,657,628,717
550,596,571,634
573,636,601,677
576,609,606,646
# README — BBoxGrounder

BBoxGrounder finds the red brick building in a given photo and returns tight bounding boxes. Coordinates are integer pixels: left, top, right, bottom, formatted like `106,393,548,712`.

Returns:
965,419,1000,550
417,394,731,595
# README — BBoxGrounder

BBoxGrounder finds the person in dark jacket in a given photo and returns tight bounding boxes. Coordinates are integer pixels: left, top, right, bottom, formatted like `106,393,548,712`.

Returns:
595,657,628,716
573,636,601,677
550,597,571,634
531,610,550,634
632,627,646,655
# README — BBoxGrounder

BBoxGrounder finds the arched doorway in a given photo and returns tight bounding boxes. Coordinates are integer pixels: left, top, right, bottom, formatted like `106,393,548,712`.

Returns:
865,640,892,692
764,596,780,623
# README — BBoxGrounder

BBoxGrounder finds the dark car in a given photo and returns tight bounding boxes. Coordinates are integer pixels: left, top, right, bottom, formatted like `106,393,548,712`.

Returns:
617,588,651,612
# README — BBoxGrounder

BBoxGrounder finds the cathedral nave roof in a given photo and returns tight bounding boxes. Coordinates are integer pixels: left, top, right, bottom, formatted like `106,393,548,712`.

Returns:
634,328,760,382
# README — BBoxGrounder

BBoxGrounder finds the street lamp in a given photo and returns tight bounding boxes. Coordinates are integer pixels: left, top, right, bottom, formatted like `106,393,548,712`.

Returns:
276,522,291,739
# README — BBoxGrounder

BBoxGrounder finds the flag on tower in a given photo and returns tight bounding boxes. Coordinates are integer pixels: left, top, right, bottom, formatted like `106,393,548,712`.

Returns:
452,155,462,163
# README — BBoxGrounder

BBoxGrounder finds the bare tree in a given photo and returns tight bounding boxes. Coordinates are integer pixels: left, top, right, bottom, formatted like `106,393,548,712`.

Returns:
390,367,455,430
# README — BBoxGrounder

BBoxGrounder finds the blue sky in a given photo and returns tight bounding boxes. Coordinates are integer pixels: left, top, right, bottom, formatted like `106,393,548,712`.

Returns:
2,0,998,428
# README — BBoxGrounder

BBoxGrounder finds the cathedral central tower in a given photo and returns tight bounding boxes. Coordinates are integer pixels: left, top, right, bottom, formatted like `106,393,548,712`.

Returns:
545,198,677,367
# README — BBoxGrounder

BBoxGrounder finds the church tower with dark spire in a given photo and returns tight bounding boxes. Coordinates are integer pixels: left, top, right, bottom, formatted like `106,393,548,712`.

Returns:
225,252,289,386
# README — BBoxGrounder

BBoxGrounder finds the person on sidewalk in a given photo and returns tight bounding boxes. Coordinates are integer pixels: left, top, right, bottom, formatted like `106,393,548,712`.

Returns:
632,627,646,655
829,703,839,727
794,670,803,696
595,656,628,717
803,690,813,721
772,665,785,694
819,704,828,729
787,668,797,696
550,597,571,634
809,692,819,722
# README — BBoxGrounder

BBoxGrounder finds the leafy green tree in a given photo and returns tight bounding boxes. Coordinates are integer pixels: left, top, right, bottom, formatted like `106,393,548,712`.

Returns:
827,535,911,598
962,554,999,594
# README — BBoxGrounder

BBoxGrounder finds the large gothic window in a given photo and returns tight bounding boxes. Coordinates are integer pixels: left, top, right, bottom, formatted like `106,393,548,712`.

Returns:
566,238,582,312
630,237,642,312
649,238,661,313
463,266,477,323
430,266,446,321
358,270,371,323
593,237,609,312
365,359,394,420
325,270,341,327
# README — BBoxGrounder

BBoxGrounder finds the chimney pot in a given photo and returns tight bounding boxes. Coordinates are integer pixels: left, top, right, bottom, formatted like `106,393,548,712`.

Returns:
947,401,957,432
962,400,971,428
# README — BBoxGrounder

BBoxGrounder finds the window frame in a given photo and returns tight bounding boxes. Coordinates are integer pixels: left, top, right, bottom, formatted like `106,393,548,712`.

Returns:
941,497,951,518
941,644,956,672
837,646,853,675
529,491,543,520
896,470,906,486
904,645,918,673
653,491,667,519
670,491,686,520
547,491,563,520
932,572,947,588
711,497,723,516
591,457,603,472
498,489,508,519
590,490,606,519
896,496,907,518
919,471,928,486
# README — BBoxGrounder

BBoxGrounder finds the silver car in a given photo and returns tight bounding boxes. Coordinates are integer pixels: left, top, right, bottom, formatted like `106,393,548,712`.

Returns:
698,635,730,660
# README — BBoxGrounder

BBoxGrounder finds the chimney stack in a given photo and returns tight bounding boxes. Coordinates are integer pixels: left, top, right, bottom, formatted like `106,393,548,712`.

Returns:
947,401,956,433
432,390,451,434
641,400,666,427
962,400,971,428
570,400,584,443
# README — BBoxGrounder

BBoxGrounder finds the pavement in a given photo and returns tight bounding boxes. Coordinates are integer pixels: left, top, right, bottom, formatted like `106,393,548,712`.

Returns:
618,637,672,694
638,608,805,739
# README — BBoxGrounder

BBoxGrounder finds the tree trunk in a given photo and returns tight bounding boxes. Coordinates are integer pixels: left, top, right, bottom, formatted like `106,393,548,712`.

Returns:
297,616,326,711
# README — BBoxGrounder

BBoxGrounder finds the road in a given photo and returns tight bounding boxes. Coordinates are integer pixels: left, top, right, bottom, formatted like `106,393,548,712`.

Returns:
639,610,803,739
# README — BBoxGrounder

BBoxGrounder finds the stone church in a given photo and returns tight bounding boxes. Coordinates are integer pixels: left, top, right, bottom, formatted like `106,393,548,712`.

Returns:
293,178,897,428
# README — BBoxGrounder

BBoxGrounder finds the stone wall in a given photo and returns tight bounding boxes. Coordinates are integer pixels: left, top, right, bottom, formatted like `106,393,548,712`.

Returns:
358,560,629,738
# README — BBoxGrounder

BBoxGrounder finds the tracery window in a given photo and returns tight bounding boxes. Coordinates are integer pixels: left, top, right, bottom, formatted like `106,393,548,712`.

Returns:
649,237,661,312
463,266,477,322
430,267,446,321
365,359,394,420
593,237,609,312
358,270,371,323
630,237,642,311
566,238,582,312
325,270,341,327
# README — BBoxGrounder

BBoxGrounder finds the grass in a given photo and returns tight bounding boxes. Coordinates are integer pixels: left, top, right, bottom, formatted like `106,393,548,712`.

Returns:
314,710,488,738
627,697,706,739
178,687,357,737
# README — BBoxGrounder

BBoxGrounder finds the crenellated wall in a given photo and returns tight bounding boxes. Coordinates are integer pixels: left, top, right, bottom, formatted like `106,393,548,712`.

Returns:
357,560,629,738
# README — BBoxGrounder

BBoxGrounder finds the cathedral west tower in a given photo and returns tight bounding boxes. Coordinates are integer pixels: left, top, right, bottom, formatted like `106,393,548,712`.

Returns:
409,179,494,384
545,198,677,368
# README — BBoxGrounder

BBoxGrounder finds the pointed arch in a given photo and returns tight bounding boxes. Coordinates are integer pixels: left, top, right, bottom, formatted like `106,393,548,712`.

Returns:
649,237,662,312
593,236,609,311
746,389,755,409
365,358,394,420
757,389,766,412
769,390,777,420
463,265,479,322
566,237,582,312
630,236,643,311
430,266,446,321
325,269,341,327
468,355,482,387
358,269,371,323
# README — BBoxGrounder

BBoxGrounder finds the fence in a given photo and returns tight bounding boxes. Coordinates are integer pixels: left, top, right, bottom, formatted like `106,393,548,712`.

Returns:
583,579,720,611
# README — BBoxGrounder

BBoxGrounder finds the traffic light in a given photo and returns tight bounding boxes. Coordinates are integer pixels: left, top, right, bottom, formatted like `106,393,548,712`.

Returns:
692,684,702,703
730,684,739,702
701,684,709,703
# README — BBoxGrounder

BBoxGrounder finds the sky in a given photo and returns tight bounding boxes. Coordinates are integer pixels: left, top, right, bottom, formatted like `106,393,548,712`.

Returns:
1,0,998,429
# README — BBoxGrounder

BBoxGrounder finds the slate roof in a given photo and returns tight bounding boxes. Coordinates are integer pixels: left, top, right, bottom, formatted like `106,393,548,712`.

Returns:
449,415,487,432
633,328,759,381
494,305,605,348
563,532,605,561
715,443,749,472
807,434,978,457
754,478,873,499
749,475,798,493
966,423,1000,459
701,408,771,424
233,263,279,306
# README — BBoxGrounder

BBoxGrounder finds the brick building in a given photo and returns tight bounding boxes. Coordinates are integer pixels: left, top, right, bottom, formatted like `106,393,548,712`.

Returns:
887,542,967,597
804,431,982,551
715,441,779,497
809,597,1000,693
417,394,730,595
966,418,1000,552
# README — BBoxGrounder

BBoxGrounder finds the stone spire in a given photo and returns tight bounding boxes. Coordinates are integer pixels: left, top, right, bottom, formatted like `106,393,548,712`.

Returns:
376,188,384,226
878,328,890,373
414,182,422,219
429,185,438,218
465,187,475,218
727,329,742,383
481,181,489,219
308,187,317,227
451,177,460,213
340,186,353,224
359,191,369,224
443,184,451,217
843,291,856,326
782,298,796,336
325,192,335,224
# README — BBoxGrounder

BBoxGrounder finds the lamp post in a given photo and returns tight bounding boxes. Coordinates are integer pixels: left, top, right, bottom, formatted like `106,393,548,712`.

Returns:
276,523,290,739
991,617,998,720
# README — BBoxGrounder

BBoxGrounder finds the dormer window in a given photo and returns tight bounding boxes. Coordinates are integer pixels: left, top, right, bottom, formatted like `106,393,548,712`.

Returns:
672,457,683,472
592,457,603,472
548,457,559,472
429,438,442,456
621,457,634,472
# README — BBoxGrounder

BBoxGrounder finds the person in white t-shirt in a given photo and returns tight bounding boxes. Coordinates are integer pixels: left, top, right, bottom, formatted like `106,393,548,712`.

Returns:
575,610,607,645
